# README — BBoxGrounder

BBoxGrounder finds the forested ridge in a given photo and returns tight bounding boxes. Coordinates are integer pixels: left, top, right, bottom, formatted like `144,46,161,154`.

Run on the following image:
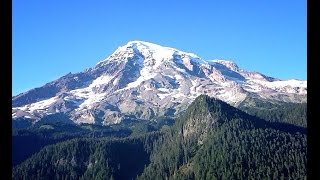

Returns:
238,97,307,127
13,95,307,179
138,95,306,179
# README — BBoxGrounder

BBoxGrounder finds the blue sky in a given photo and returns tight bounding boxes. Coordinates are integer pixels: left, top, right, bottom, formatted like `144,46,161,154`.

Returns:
13,0,306,96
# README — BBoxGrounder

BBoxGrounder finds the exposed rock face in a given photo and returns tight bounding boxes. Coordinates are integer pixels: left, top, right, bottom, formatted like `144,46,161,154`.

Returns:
12,41,307,125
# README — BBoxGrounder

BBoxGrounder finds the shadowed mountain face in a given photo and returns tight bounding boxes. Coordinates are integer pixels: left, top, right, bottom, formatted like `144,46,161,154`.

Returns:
12,41,307,125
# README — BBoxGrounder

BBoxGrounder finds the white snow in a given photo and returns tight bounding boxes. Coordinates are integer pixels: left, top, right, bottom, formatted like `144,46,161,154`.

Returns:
89,75,114,88
18,96,58,112
182,58,193,71
12,40,307,123
269,79,306,88
126,72,157,89
158,88,170,92
142,85,153,91
174,74,184,80
70,87,106,110
123,54,162,89
78,93,106,109
100,40,203,70
66,74,117,110
242,85,262,93
158,93,170,100
249,79,307,89
165,74,175,79
128,40,200,59
113,78,119,85
174,67,187,74
172,93,186,99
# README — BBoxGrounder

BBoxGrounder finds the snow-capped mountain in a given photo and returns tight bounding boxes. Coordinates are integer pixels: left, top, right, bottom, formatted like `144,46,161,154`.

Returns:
12,41,307,125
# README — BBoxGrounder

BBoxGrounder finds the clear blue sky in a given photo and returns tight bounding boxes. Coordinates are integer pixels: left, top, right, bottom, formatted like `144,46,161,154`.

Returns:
13,0,306,96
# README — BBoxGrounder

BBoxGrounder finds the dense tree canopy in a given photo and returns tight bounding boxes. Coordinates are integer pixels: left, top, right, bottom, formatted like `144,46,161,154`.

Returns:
13,95,307,180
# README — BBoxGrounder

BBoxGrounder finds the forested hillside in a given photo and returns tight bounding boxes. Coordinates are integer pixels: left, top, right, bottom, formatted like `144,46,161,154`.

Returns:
238,97,307,127
13,95,307,179
138,95,306,179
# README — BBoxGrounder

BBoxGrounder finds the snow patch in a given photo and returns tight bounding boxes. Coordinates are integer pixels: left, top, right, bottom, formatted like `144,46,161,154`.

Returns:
158,88,170,92
157,93,170,100
173,93,186,99
175,74,184,80
89,75,114,88
18,96,58,112
113,78,119,85
249,79,307,89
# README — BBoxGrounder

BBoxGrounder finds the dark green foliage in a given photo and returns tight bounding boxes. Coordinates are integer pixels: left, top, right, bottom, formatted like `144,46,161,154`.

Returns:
239,99,307,127
138,95,307,179
191,120,306,179
12,117,33,129
13,95,307,179
12,122,131,166
12,117,173,166
13,132,160,180
13,130,62,167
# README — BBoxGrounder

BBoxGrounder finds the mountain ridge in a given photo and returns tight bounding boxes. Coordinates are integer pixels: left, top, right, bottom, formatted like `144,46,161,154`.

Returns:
12,41,307,125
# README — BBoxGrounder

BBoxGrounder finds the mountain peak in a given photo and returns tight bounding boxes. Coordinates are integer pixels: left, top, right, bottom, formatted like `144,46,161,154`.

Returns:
178,95,249,139
124,40,167,48
12,41,307,125
188,95,238,116
118,40,199,58
97,40,202,66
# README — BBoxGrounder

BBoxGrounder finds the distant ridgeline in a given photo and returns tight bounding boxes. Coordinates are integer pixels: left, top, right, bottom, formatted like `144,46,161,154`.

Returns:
13,95,306,179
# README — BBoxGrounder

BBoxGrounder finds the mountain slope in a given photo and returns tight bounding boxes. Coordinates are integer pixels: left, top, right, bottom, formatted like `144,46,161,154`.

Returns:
13,95,307,179
12,41,307,125
138,95,307,179
13,133,159,180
